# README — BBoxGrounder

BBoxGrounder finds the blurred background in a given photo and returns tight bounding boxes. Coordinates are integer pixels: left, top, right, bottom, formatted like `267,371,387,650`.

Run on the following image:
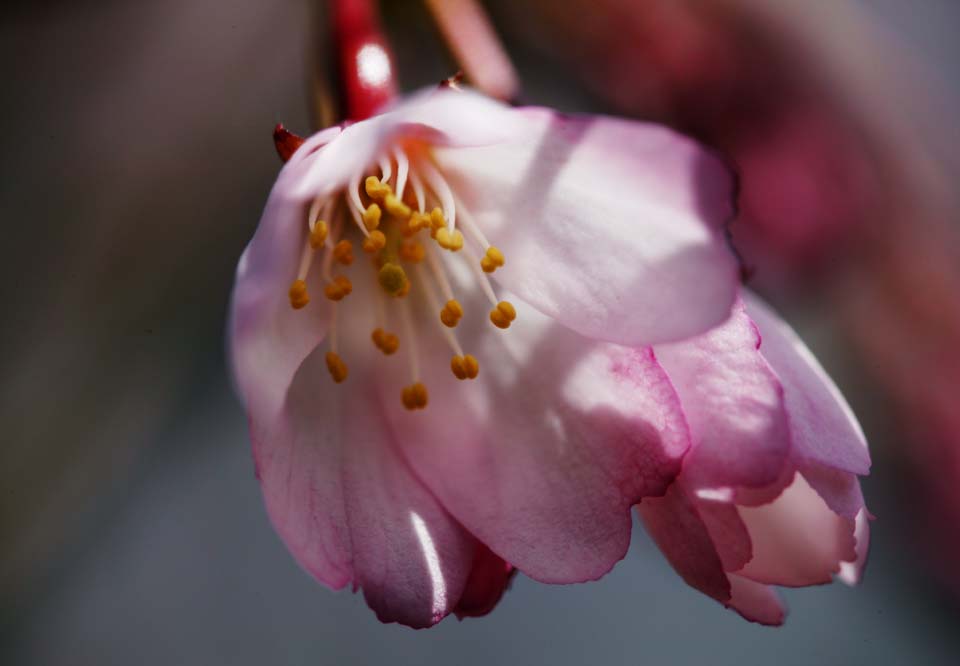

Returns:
2,0,960,663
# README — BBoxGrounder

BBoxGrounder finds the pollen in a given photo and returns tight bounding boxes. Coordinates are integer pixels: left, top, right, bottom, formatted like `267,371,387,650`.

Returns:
440,299,464,327
450,354,479,380
324,275,353,301
489,300,517,329
429,207,446,237
401,382,429,410
333,239,354,265
310,220,329,249
378,262,408,296
371,327,399,355
480,246,505,273
364,176,391,201
399,239,425,263
288,279,309,309
384,193,411,220
435,227,464,251
406,212,429,235
362,204,382,231
362,230,386,253
325,351,348,383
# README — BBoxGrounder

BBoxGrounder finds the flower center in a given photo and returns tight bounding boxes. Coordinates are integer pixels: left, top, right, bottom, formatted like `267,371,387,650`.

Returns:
287,143,515,411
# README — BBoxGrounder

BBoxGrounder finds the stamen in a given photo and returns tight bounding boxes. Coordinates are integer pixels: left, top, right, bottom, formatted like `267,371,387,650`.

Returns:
401,382,428,410
288,279,309,309
348,175,372,238
378,262,408,296
440,300,463,328
324,275,353,301
365,175,392,202
489,300,517,329
310,220,329,249
379,155,393,186
454,199,492,249
384,193,411,220
362,230,387,253
409,170,427,213
362,203,382,231
326,303,347,382
450,354,479,380
480,246,505,273
371,327,399,355
425,243,456,303
416,265,465,350
417,158,457,231
399,238,425,263
333,239,354,265
399,297,421,384
435,227,464,251
461,243,500,307
393,148,409,202
326,351,348,383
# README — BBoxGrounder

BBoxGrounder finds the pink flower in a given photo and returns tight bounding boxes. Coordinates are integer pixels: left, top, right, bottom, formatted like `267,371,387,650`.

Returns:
229,87,741,627
641,293,871,625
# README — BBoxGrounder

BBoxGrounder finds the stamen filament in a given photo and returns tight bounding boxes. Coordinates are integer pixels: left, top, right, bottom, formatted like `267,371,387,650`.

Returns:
415,265,465,357
425,243,456,302
462,243,499,307
409,170,427,213
454,197,491,250
394,148,409,202
417,158,456,231
398,297,420,382
379,155,393,186
347,174,372,238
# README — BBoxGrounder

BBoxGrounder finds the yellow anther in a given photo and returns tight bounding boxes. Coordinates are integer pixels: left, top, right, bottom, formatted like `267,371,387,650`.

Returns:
440,299,464,328
406,212,429,235
489,300,517,329
362,204,382,231
401,382,429,410
378,262,408,296
435,227,465,252
325,351,348,383
364,176,392,201
429,207,445,231
309,220,329,249
362,230,386,253
333,239,354,265
324,275,353,301
450,354,480,380
370,328,400,356
288,279,309,309
399,239,425,263
480,245,505,273
384,193,411,220
396,279,411,298
371,327,400,355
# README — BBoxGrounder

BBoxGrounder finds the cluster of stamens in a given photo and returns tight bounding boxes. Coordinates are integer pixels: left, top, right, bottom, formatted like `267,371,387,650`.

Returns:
287,142,515,411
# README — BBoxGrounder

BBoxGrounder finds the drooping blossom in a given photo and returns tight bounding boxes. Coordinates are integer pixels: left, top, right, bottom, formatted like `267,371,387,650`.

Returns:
229,86,742,626
642,293,870,624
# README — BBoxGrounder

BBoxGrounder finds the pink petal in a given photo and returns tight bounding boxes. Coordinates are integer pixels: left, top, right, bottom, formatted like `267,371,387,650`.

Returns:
229,127,342,422
737,471,857,587
744,292,871,476
291,88,526,200
453,542,516,620
655,302,791,490
838,508,872,586
254,348,475,628
386,299,689,583
727,575,787,626
435,109,739,346
698,499,753,572
637,484,731,603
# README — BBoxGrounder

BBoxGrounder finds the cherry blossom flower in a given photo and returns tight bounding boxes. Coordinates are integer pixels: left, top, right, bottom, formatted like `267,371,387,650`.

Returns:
228,86,741,627
641,293,871,625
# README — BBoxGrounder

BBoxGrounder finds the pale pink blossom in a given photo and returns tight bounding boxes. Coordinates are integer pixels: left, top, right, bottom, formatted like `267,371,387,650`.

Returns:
641,293,871,625
227,87,867,627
